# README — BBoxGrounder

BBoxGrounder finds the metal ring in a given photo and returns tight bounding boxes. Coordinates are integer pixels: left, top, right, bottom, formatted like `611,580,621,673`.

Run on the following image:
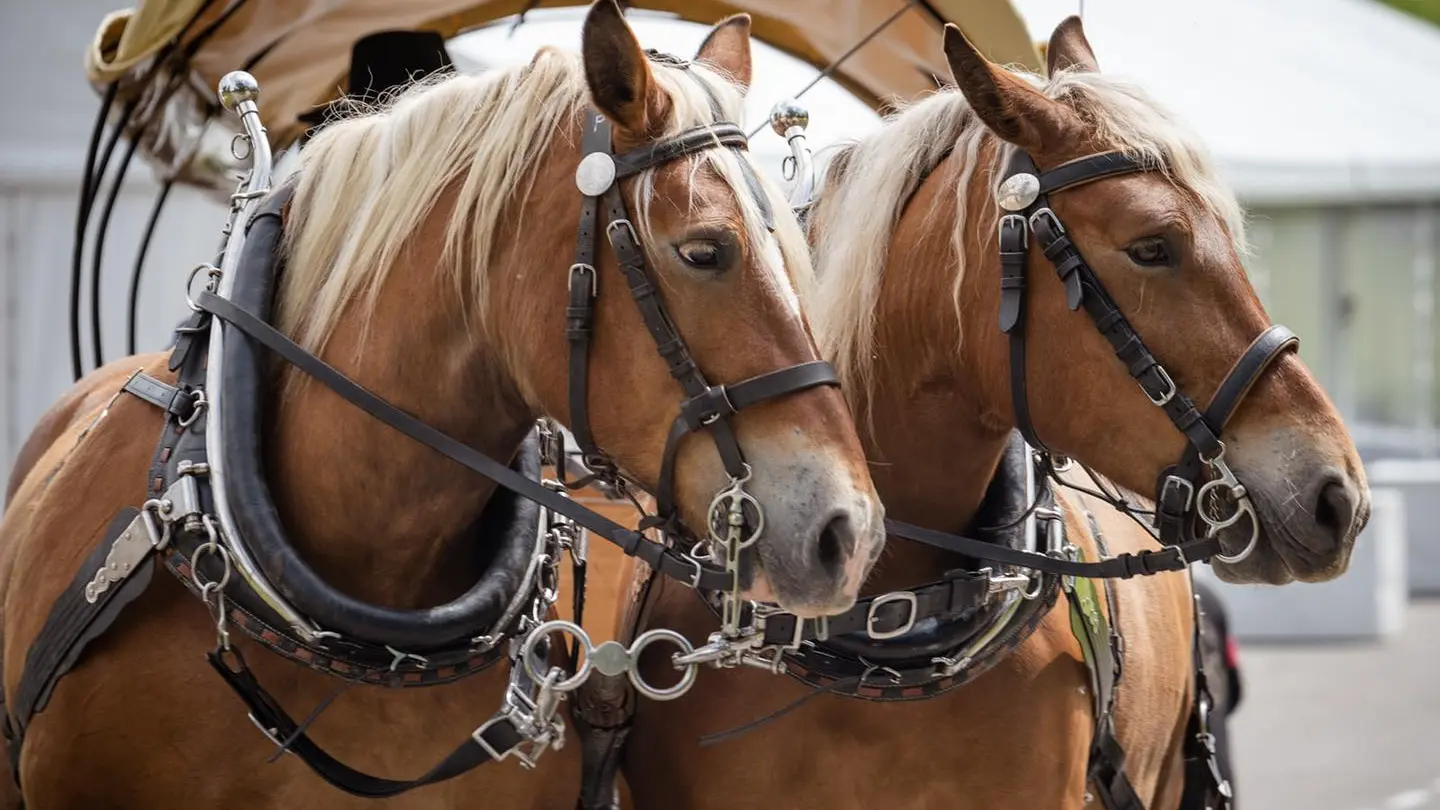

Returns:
626,628,698,701
184,264,222,312
1211,499,1261,565
520,619,593,692
178,389,208,428
1195,478,1247,533
231,132,252,161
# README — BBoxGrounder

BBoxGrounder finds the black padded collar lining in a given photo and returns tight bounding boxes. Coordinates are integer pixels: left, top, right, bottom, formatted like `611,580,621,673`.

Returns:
815,431,1041,662
214,183,541,651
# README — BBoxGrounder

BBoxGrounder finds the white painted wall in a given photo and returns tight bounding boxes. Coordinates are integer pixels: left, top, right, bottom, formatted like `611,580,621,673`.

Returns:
0,0,228,485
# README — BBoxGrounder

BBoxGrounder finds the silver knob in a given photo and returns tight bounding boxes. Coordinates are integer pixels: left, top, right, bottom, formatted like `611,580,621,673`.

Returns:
218,71,260,112
768,99,810,137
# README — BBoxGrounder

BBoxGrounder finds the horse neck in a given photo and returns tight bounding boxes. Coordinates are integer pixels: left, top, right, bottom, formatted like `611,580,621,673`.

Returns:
265,197,535,611
853,150,1017,595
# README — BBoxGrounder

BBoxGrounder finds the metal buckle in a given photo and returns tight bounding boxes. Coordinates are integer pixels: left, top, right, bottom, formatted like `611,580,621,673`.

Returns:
694,386,736,427
998,213,1029,249
247,713,287,751
1161,475,1196,515
1027,207,1065,237
1143,365,1177,407
472,712,523,764
606,219,640,247
568,263,597,297
866,591,918,640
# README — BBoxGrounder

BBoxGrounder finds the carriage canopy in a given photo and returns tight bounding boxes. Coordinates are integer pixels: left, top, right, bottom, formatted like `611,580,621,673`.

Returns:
85,0,1041,188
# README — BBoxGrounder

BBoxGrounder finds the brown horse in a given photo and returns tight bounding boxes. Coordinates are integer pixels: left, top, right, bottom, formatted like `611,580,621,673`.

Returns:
0,4,884,808
612,16,1368,810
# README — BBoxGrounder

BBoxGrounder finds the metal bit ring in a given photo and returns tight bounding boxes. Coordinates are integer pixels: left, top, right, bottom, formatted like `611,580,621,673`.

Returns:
520,619,592,692
627,628,698,701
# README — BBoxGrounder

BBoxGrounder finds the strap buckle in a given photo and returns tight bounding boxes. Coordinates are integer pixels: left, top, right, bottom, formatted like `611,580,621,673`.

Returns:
1142,365,1178,407
866,591,918,640
472,712,527,766
568,264,597,297
999,213,1028,249
1160,474,1196,515
1028,207,1065,239
605,219,640,248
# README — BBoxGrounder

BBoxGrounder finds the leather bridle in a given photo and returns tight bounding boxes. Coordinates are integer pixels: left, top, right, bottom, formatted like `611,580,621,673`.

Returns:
992,148,1298,566
563,107,840,531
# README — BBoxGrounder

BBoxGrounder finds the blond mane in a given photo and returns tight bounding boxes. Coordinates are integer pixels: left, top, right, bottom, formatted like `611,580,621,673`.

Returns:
275,46,807,361
807,65,1247,421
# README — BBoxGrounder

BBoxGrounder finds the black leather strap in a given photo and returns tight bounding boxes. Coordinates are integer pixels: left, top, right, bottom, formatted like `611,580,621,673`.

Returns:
1039,152,1148,195
1202,324,1297,431
611,124,749,180
884,518,1219,580
209,645,523,799
121,370,197,420
566,111,609,465
11,509,154,738
760,571,990,646
195,290,731,593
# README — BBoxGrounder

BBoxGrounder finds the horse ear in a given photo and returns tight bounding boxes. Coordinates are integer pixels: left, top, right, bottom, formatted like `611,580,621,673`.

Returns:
942,23,1073,154
1047,15,1100,75
582,0,662,135
695,13,753,92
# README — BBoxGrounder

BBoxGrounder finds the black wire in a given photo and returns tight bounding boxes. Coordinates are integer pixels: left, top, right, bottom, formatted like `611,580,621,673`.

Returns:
127,177,174,355
69,82,118,381
89,128,141,368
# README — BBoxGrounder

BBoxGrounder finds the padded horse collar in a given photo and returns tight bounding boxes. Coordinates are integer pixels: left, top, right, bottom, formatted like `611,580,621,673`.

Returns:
564,107,839,527
990,148,1297,565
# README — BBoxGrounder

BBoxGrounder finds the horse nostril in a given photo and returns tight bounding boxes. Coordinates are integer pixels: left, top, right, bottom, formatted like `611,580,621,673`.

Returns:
1312,474,1357,552
815,514,853,575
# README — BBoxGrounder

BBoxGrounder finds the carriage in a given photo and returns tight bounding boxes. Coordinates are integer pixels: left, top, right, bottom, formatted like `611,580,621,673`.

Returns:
0,1,1362,808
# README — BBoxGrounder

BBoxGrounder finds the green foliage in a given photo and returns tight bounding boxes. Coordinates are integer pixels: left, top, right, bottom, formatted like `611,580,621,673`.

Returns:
1379,0,1440,26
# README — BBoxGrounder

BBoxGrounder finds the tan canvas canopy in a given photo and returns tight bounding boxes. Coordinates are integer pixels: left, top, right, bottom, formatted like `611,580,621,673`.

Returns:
86,0,1041,187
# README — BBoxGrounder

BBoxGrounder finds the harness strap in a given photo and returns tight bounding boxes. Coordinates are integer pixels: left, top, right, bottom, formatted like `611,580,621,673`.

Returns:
193,290,733,593
760,570,990,646
883,518,1217,580
9,509,155,743
121,370,198,420
208,645,525,799
998,210,1048,452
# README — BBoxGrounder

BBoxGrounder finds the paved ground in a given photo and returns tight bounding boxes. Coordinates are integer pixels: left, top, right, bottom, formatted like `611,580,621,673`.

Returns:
1228,598,1440,810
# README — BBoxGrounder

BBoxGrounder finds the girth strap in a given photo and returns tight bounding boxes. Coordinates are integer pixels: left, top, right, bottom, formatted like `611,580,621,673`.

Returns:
194,290,733,593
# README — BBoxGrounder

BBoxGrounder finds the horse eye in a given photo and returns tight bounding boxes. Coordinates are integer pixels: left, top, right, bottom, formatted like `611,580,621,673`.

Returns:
677,240,721,269
1125,237,1173,268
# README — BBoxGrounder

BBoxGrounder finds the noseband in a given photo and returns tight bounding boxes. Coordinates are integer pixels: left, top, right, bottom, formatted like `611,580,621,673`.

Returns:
563,108,839,531
994,148,1298,565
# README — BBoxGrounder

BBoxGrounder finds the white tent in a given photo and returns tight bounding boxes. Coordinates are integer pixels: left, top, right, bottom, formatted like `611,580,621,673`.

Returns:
1012,0,1440,204
451,0,1440,205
